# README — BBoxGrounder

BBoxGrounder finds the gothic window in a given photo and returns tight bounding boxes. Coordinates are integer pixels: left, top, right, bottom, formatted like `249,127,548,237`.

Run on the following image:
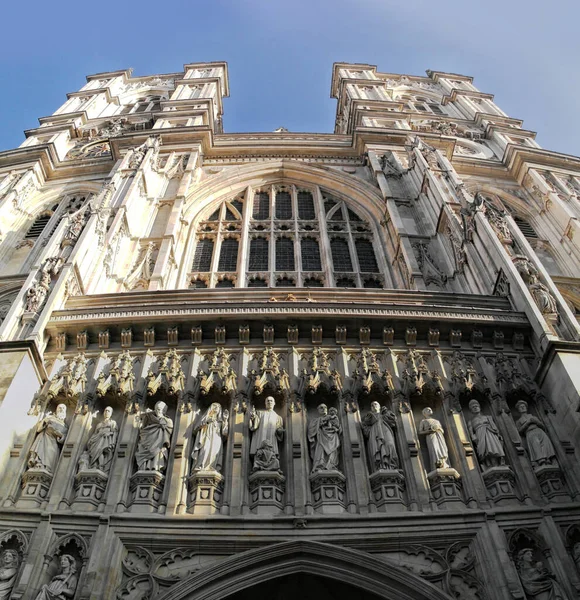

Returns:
25,212,53,239
191,239,214,271
363,278,382,288
276,276,295,287
187,185,384,289
217,239,239,271
301,238,321,271
428,103,444,115
275,190,292,219
276,237,295,271
249,238,269,271
324,198,337,215
304,277,323,287
248,277,267,287
216,278,234,288
190,279,207,289
298,191,315,219
356,239,379,272
331,238,353,272
253,192,269,220
336,277,356,288
514,216,538,240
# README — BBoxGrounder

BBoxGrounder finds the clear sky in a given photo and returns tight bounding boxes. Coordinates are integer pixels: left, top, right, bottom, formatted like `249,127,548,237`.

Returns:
1,0,579,156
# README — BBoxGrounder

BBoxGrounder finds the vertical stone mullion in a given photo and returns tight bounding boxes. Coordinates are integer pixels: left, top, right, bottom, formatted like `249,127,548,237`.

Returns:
228,348,250,515
106,351,151,513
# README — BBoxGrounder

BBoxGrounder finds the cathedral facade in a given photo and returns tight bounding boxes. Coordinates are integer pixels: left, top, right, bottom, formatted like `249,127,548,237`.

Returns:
0,61,578,600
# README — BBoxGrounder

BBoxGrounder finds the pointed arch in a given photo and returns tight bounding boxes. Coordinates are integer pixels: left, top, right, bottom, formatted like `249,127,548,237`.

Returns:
182,160,385,224
159,540,454,600
179,160,393,289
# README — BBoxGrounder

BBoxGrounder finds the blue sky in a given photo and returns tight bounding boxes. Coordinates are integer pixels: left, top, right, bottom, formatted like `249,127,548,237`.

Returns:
1,0,579,155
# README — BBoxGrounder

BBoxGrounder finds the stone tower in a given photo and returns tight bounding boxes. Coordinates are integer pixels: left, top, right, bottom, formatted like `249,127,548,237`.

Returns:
0,61,578,600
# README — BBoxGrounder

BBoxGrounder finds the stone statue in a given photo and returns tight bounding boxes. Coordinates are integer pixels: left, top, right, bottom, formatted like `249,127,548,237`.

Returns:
516,548,569,600
361,401,399,471
308,404,342,473
0,549,20,600
28,404,68,473
191,402,229,472
86,406,118,472
528,276,558,315
418,407,450,470
249,396,284,458
468,399,506,469
252,439,281,473
34,554,78,600
515,400,556,467
134,401,174,473
25,271,51,313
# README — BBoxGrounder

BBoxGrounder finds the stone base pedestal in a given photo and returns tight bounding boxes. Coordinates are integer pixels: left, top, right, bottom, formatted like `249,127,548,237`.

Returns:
535,464,569,502
187,470,224,514
309,470,346,514
18,468,52,507
129,470,165,513
369,469,406,511
428,468,463,507
482,466,517,503
248,471,285,515
72,469,108,510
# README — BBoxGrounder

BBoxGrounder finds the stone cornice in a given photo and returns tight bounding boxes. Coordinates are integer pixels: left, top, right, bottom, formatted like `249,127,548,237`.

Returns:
86,69,132,81
427,70,474,83
0,340,47,382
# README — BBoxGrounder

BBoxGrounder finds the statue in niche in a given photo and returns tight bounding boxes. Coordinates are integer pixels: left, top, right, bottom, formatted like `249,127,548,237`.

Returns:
361,401,399,471
514,400,556,467
251,439,281,473
468,399,506,469
85,406,118,473
0,550,20,600
249,396,284,462
34,554,78,600
134,401,174,473
308,404,342,473
191,402,229,472
516,548,569,600
418,407,450,470
28,404,68,473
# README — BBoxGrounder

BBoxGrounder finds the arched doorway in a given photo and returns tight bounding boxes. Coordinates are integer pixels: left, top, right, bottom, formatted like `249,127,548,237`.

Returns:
159,540,454,600
225,573,381,600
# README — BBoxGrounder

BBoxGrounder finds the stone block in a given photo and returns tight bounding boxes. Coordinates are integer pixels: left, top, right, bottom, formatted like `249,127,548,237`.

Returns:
481,465,517,504
309,470,346,514
248,470,285,515
535,464,570,502
18,468,52,507
369,469,406,511
73,468,108,510
129,470,165,513
187,470,224,514
427,467,463,507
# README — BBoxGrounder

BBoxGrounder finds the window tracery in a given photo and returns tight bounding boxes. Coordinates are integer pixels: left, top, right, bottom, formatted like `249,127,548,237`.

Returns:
187,185,384,289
